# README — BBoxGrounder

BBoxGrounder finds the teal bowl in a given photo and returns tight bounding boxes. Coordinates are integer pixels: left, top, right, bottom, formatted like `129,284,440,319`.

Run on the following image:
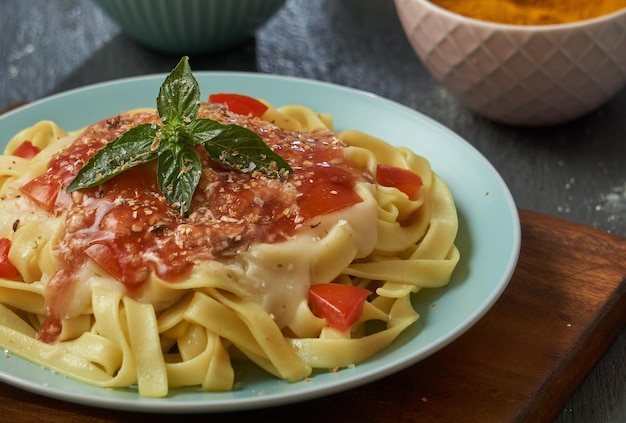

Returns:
94,0,286,54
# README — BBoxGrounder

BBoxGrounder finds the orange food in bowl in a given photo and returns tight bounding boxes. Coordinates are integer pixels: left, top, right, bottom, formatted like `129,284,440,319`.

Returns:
394,0,626,125
429,0,626,26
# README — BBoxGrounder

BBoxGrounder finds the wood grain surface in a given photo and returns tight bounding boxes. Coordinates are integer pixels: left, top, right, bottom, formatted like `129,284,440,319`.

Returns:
1,209,626,422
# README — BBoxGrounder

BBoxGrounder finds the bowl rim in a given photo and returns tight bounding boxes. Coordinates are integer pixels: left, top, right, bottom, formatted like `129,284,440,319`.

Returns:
400,0,626,31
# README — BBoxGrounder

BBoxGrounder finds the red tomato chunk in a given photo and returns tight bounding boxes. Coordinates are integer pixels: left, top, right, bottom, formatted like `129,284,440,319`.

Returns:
309,283,371,332
208,93,268,118
298,166,363,221
0,238,18,279
376,164,422,201
12,141,41,159
20,179,61,212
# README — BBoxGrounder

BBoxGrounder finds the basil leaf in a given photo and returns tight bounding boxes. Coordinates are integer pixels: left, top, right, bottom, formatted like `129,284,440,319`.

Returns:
189,118,293,176
67,123,159,192
156,56,200,126
157,147,202,216
187,118,227,146
66,56,292,217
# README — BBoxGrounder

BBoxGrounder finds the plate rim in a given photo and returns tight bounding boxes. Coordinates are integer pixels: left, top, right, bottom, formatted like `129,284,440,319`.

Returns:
0,71,521,413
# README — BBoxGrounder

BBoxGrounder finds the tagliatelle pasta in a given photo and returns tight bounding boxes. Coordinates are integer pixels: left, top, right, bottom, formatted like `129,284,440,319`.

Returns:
0,98,459,397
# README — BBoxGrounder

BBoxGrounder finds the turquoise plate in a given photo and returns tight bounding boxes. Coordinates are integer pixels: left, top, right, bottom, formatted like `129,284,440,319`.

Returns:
0,73,520,412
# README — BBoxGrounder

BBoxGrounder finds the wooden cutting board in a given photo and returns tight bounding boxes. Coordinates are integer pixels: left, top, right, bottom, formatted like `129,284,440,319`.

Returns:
2,209,626,422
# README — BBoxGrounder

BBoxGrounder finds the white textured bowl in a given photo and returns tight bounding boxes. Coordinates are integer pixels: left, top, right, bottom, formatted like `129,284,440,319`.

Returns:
94,0,286,54
394,0,626,126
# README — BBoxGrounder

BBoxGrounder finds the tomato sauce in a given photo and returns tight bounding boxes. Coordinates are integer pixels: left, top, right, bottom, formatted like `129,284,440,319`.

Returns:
26,105,371,343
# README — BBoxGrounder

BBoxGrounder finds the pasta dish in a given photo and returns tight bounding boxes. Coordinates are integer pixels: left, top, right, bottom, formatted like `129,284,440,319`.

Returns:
0,59,459,397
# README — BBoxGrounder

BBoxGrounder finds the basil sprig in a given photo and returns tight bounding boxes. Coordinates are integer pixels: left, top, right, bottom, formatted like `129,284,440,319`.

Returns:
67,56,292,216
